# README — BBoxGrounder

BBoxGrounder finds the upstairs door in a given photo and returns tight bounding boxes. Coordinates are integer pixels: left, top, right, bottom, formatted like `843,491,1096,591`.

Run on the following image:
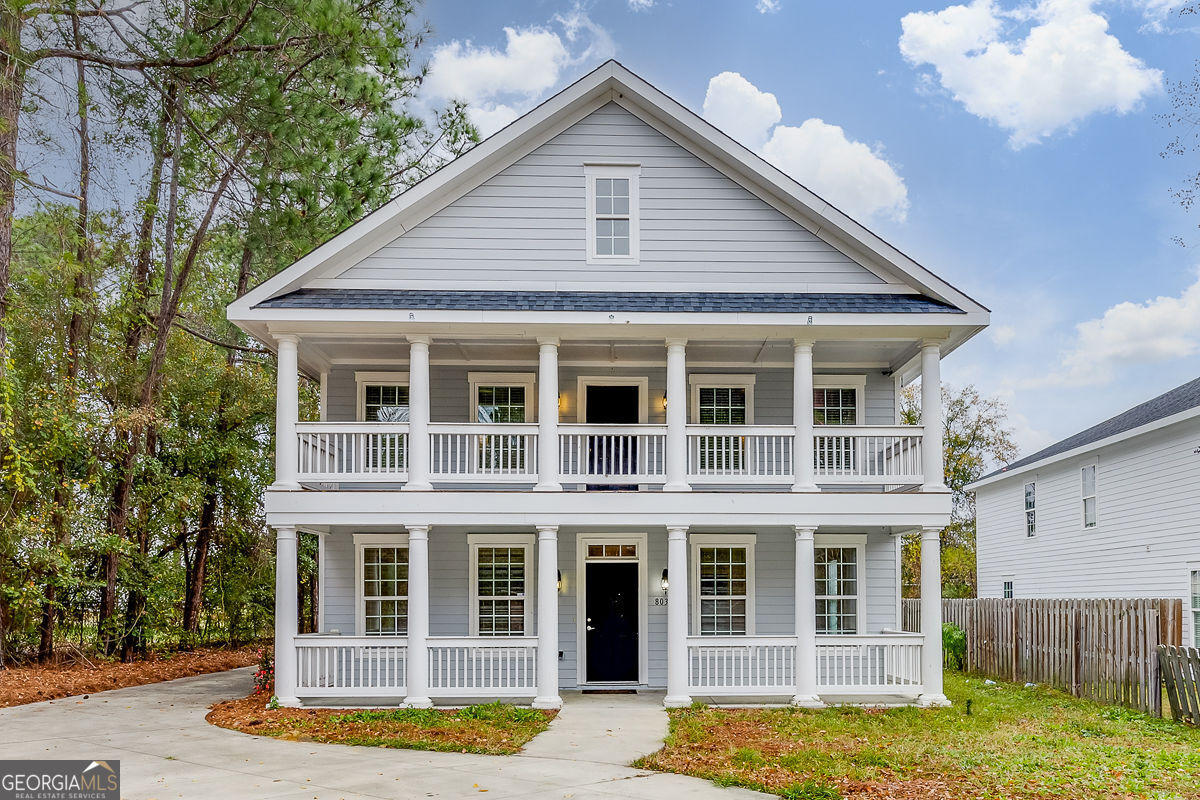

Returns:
585,384,640,488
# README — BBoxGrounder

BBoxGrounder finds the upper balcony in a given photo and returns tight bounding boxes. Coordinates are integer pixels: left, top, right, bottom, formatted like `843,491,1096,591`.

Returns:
272,334,948,494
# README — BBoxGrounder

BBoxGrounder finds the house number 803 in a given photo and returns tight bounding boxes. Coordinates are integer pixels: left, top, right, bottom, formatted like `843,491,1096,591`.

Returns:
653,597,668,606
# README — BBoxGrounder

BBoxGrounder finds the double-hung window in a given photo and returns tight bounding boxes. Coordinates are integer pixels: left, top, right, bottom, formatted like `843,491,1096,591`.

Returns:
469,534,534,636
355,372,409,472
814,536,864,634
690,375,755,474
1003,580,1014,599
1024,482,1037,537
813,377,865,473
585,164,639,264
468,373,535,473
1081,464,1097,528
355,534,409,636
691,534,755,635
1191,569,1200,647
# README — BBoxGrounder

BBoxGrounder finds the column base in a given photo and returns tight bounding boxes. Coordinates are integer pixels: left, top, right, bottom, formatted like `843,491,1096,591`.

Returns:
790,483,819,493
532,482,563,492
269,481,302,491
920,483,949,493
401,482,433,492
662,483,692,492
916,693,951,708
272,694,300,708
532,695,563,710
402,695,433,708
790,694,826,709
663,694,693,708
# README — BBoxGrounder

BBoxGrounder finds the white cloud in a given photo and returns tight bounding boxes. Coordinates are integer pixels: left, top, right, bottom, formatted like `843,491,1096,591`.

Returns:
899,0,1163,148
628,0,655,10
425,9,614,138
757,0,781,12
701,72,908,223
702,72,781,151
1050,272,1200,384
991,324,1017,346
1133,0,1186,32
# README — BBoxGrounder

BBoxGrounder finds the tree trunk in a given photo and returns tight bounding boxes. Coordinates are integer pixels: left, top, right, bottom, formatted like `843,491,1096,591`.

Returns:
0,3,22,371
182,491,216,636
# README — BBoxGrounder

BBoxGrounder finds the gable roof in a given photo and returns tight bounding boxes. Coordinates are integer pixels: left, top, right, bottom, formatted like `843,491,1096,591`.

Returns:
228,61,988,334
256,289,965,314
970,376,1200,490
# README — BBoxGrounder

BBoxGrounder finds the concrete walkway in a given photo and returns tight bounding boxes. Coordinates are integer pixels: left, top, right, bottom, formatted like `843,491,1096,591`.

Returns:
0,668,769,800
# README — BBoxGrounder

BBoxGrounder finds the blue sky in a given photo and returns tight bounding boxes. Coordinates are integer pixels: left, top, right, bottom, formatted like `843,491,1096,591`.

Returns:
415,0,1200,457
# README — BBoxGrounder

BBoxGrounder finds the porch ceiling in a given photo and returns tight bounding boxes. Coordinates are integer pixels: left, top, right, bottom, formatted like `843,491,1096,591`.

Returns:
300,337,917,371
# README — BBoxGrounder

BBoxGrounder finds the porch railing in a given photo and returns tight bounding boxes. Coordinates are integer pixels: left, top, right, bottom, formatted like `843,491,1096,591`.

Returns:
686,425,794,484
686,636,797,695
427,636,539,697
429,423,539,483
815,634,924,693
558,424,667,483
296,423,408,482
813,426,924,484
294,634,407,696
292,424,925,488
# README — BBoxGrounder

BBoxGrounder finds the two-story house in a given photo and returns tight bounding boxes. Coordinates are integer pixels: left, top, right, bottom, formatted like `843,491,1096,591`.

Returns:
227,61,989,709
972,376,1200,646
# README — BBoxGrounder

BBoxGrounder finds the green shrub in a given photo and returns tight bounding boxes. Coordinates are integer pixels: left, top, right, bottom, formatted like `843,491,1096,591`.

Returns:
455,701,544,723
782,779,843,799
942,622,966,671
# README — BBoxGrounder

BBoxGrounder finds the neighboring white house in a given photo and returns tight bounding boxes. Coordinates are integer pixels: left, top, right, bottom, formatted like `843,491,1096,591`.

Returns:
971,377,1200,645
226,61,989,710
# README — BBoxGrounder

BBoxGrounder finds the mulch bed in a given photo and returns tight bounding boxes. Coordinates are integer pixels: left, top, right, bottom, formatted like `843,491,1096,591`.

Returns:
0,646,260,708
207,694,555,755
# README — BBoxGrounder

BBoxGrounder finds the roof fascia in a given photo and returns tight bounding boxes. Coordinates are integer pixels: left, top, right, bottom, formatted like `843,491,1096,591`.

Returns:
966,405,1200,491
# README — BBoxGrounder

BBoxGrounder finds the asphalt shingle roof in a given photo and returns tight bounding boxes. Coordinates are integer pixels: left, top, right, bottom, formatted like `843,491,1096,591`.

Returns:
255,289,963,314
980,375,1200,481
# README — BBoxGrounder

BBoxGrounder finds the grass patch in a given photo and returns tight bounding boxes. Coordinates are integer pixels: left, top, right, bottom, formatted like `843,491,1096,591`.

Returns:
633,673,1200,799
207,697,554,755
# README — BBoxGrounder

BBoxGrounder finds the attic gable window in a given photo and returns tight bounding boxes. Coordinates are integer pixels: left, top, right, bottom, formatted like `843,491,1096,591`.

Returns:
585,164,640,265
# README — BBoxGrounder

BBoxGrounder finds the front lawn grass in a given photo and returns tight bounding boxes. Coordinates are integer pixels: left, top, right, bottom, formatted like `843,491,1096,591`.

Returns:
207,695,554,755
633,673,1200,799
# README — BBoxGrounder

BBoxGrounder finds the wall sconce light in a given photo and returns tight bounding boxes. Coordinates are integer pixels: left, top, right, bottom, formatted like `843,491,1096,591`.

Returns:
660,569,669,592
558,393,566,412
557,569,563,593
661,392,668,410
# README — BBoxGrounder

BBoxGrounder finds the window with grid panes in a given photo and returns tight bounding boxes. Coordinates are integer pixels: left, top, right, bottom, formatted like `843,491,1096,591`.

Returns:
362,385,409,471
1025,482,1037,536
814,547,858,634
698,547,748,635
594,178,631,256
697,387,747,471
476,547,526,635
362,546,408,635
813,387,857,473
476,386,527,472
1081,465,1097,528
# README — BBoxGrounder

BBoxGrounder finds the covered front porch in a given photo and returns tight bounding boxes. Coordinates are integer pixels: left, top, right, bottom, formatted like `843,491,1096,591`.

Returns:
269,522,948,708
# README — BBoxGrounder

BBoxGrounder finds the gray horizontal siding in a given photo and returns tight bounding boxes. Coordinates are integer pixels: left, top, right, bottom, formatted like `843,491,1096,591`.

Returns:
318,525,901,689
337,103,886,289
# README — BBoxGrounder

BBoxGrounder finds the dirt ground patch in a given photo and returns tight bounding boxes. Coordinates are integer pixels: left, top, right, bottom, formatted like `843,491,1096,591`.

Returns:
0,646,259,708
207,694,555,755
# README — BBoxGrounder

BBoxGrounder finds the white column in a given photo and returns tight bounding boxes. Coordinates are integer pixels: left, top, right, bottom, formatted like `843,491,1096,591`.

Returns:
533,525,562,709
404,336,433,491
273,526,299,706
404,524,432,707
534,339,562,491
792,340,818,492
664,339,690,491
792,526,824,707
273,335,301,490
664,525,692,707
917,526,950,707
920,340,946,492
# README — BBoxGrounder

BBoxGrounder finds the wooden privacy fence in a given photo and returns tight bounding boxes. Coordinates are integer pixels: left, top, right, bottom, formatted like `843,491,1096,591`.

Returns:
902,597,1183,715
1159,646,1200,725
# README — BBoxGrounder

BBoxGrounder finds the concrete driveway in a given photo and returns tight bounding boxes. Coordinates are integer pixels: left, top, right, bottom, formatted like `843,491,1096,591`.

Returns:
0,668,769,800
